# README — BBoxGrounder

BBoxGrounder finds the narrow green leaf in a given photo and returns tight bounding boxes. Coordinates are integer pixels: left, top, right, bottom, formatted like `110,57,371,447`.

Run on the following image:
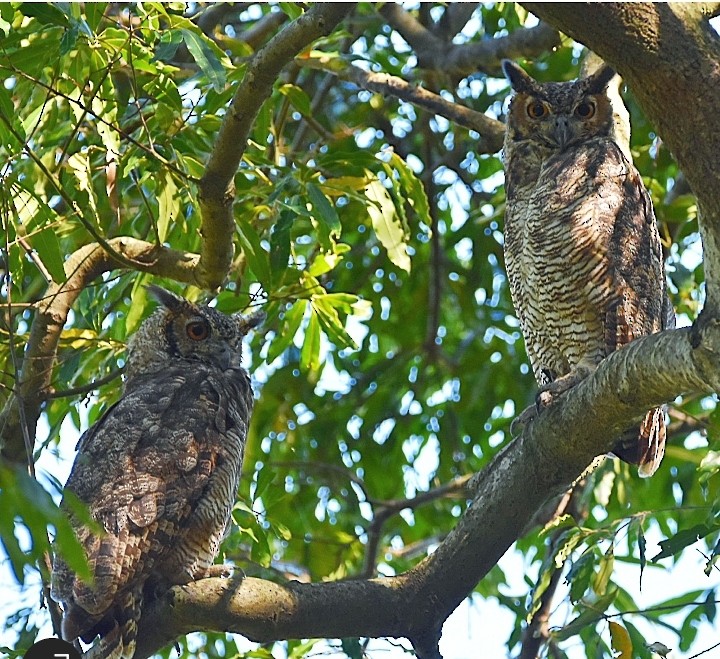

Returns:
386,151,431,224
592,545,614,596
155,29,184,62
270,210,293,284
313,297,357,350
267,300,306,363
30,228,66,283
237,222,272,290
181,28,226,91
157,171,179,243
278,83,312,116
300,310,321,372
307,182,341,249
652,523,719,561
365,175,411,272
554,587,618,640
84,2,107,32
125,276,149,335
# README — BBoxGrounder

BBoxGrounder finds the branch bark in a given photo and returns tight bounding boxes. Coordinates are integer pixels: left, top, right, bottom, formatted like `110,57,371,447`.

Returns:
134,326,719,658
0,239,199,463
195,3,355,289
380,4,561,74
522,3,720,317
303,58,505,153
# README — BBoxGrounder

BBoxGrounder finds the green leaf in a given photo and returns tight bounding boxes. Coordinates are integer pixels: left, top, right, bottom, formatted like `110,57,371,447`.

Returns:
307,182,341,249
652,523,720,561
386,151,431,224
270,209,293,284
30,228,66,283
592,545,614,596
19,3,70,26
84,3,107,32
365,175,411,272
237,221,272,291
300,309,321,372
266,300,306,363
553,587,618,640
278,83,312,116
181,28,226,92
157,171,179,243
125,276,150,335
155,29,184,62
312,296,357,350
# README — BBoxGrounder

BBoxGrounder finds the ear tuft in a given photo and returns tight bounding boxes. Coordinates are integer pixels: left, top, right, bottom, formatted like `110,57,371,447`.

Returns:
146,285,187,312
502,60,537,94
586,64,617,94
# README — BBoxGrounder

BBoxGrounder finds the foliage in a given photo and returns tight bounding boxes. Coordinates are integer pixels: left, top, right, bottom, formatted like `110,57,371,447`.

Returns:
0,3,716,658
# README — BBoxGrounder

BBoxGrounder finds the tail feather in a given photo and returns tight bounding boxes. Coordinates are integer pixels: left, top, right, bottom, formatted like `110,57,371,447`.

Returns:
613,407,666,478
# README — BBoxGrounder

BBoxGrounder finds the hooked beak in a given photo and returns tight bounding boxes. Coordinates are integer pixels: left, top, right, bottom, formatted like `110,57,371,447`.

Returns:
553,117,571,150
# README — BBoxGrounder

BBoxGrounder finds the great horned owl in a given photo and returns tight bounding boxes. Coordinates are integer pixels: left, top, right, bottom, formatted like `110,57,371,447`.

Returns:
51,286,263,658
501,60,674,477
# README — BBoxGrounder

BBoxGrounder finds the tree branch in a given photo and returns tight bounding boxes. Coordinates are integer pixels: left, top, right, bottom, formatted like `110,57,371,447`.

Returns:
134,325,719,657
302,58,505,154
0,238,199,463
380,4,561,74
195,3,354,289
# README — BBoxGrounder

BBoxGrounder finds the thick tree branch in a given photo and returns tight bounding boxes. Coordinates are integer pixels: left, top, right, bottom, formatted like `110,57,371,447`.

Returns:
380,4,561,74
0,238,199,463
134,325,719,658
195,3,354,289
303,58,505,153
522,3,720,317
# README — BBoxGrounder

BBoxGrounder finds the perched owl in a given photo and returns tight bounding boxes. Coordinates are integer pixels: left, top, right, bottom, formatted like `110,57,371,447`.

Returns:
51,286,263,658
501,60,674,477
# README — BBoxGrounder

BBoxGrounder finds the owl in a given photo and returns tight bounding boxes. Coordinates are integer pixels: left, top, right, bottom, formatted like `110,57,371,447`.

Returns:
501,60,674,477
51,286,263,658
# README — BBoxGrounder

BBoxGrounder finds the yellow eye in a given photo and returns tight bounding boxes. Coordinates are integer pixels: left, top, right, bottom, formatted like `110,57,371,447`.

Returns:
575,101,596,119
186,320,210,341
527,101,548,119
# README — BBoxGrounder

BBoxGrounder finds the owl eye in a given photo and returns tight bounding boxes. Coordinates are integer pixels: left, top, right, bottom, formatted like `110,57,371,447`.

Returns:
575,101,596,119
186,320,210,341
526,101,548,119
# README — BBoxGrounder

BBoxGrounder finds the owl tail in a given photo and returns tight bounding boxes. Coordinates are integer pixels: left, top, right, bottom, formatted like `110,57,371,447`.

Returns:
613,407,666,478
82,589,142,659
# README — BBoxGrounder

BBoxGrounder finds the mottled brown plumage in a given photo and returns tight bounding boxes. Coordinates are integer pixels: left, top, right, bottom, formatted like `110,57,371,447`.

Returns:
502,60,674,477
51,286,262,658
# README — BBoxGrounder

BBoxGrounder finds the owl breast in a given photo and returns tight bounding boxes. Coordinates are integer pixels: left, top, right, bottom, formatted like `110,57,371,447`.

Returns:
505,138,631,383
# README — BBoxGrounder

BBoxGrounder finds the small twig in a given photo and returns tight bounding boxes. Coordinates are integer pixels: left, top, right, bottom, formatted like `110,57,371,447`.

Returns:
46,367,125,399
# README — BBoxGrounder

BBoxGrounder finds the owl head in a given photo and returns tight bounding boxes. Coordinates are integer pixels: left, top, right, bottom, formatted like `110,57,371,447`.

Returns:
502,60,618,153
125,285,264,378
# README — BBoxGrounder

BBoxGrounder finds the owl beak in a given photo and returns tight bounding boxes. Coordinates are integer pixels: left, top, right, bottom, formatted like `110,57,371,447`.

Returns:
553,117,571,150
218,346,240,371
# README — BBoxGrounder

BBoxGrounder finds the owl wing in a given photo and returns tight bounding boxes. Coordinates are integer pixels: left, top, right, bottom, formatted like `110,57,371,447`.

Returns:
599,142,671,476
51,367,249,636
602,142,666,352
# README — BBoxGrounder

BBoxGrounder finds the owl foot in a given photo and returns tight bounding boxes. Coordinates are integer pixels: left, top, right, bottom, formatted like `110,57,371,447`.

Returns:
537,364,593,408
204,563,241,579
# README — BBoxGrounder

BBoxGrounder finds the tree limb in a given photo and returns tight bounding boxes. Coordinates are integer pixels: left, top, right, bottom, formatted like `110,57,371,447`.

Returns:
380,4,561,74
134,325,719,658
302,58,505,153
195,3,355,289
0,238,199,463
